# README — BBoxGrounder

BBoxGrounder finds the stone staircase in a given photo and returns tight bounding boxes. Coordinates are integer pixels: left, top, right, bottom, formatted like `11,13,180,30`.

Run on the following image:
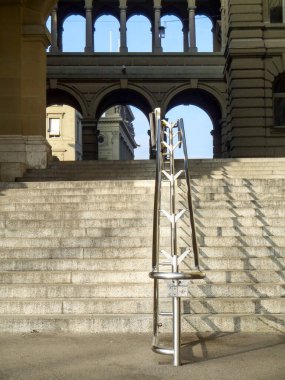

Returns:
0,158,284,333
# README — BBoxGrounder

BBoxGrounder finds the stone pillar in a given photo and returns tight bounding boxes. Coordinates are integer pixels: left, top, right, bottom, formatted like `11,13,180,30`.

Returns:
50,6,59,54
58,25,63,52
188,0,197,52
153,0,162,53
0,3,52,180
182,24,189,52
119,0,128,53
220,0,227,51
82,119,99,160
85,0,94,53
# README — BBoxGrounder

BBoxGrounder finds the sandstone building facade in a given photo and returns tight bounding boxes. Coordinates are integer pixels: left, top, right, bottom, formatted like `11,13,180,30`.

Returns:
0,1,285,180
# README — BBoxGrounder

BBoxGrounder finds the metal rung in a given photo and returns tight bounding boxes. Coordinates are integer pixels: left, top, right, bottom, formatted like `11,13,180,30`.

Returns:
152,345,174,356
149,271,205,280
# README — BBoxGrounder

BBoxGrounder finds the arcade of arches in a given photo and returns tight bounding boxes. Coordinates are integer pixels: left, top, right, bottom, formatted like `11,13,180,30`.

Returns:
0,0,285,180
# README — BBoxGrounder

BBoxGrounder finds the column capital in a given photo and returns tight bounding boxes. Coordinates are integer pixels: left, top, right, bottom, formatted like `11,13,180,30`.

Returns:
119,0,127,9
84,0,93,9
153,0,161,9
187,0,196,9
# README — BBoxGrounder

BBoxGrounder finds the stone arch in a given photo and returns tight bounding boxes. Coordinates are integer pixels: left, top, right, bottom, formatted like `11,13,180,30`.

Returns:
91,85,155,120
93,5,120,22
163,83,225,157
46,85,88,118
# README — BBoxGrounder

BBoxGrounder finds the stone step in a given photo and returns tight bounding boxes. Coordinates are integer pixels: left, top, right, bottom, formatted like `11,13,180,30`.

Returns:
2,192,285,204
0,257,283,271
1,235,285,249
3,199,285,210
0,210,153,220
0,180,154,190
17,175,285,182
0,313,284,333
2,206,285,219
0,226,187,238
196,226,285,237
0,297,284,315
1,225,285,239
0,193,154,204
0,246,284,260
2,216,285,229
0,270,283,285
0,283,283,299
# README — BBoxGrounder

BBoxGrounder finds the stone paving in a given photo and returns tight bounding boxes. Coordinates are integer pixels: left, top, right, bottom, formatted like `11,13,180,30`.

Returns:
0,332,284,380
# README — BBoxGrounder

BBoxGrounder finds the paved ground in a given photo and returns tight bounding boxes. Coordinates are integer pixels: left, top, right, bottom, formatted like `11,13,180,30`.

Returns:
0,332,284,380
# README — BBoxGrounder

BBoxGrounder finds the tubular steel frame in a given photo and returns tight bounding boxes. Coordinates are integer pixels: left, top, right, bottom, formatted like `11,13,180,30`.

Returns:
149,109,205,367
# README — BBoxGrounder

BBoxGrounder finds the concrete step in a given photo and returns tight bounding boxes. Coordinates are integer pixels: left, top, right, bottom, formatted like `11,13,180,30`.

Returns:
0,270,283,285
1,297,284,315
0,313,284,333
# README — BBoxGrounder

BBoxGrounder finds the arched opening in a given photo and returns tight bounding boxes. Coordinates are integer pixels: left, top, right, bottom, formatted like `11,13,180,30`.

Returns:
127,15,152,52
166,105,213,158
62,15,85,52
166,88,222,158
94,15,120,52
47,89,83,115
196,15,214,52
161,15,183,52
273,73,285,127
46,15,51,32
97,105,150,160
96,89,153,159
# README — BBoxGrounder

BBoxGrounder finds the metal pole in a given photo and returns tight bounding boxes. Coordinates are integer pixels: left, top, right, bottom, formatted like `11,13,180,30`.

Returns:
169,123,181,366
173,295,181,366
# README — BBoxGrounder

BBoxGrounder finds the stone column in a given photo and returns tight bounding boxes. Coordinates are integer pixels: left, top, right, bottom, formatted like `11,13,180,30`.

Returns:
0,3,52,180
85,0,94,53
153,0,162,53
220,0,227,51
82,119,99,160
182,24,189,52
50,6,59,54
119,0,128,53
188,0,197,52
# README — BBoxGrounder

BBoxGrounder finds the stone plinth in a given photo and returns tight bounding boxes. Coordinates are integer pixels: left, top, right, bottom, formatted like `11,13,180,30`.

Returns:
0,136,51,181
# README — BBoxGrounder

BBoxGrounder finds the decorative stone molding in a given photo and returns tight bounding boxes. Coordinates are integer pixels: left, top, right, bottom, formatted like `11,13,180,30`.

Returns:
0,136,52,181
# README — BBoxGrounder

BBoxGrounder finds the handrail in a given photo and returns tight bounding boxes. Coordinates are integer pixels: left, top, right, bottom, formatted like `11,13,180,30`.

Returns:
149,109,205,367
178,118,201,270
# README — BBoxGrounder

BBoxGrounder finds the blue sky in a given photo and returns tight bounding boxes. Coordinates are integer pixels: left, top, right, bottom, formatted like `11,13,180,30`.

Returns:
47,15,213,159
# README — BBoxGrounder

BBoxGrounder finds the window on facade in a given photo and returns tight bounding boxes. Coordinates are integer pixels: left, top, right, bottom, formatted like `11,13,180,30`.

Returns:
49,118,61,136
274,75,285,127
270,0,285,23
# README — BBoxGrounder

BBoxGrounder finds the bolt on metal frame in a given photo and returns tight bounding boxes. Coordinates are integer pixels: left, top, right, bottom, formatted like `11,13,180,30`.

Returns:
149,108,205,367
